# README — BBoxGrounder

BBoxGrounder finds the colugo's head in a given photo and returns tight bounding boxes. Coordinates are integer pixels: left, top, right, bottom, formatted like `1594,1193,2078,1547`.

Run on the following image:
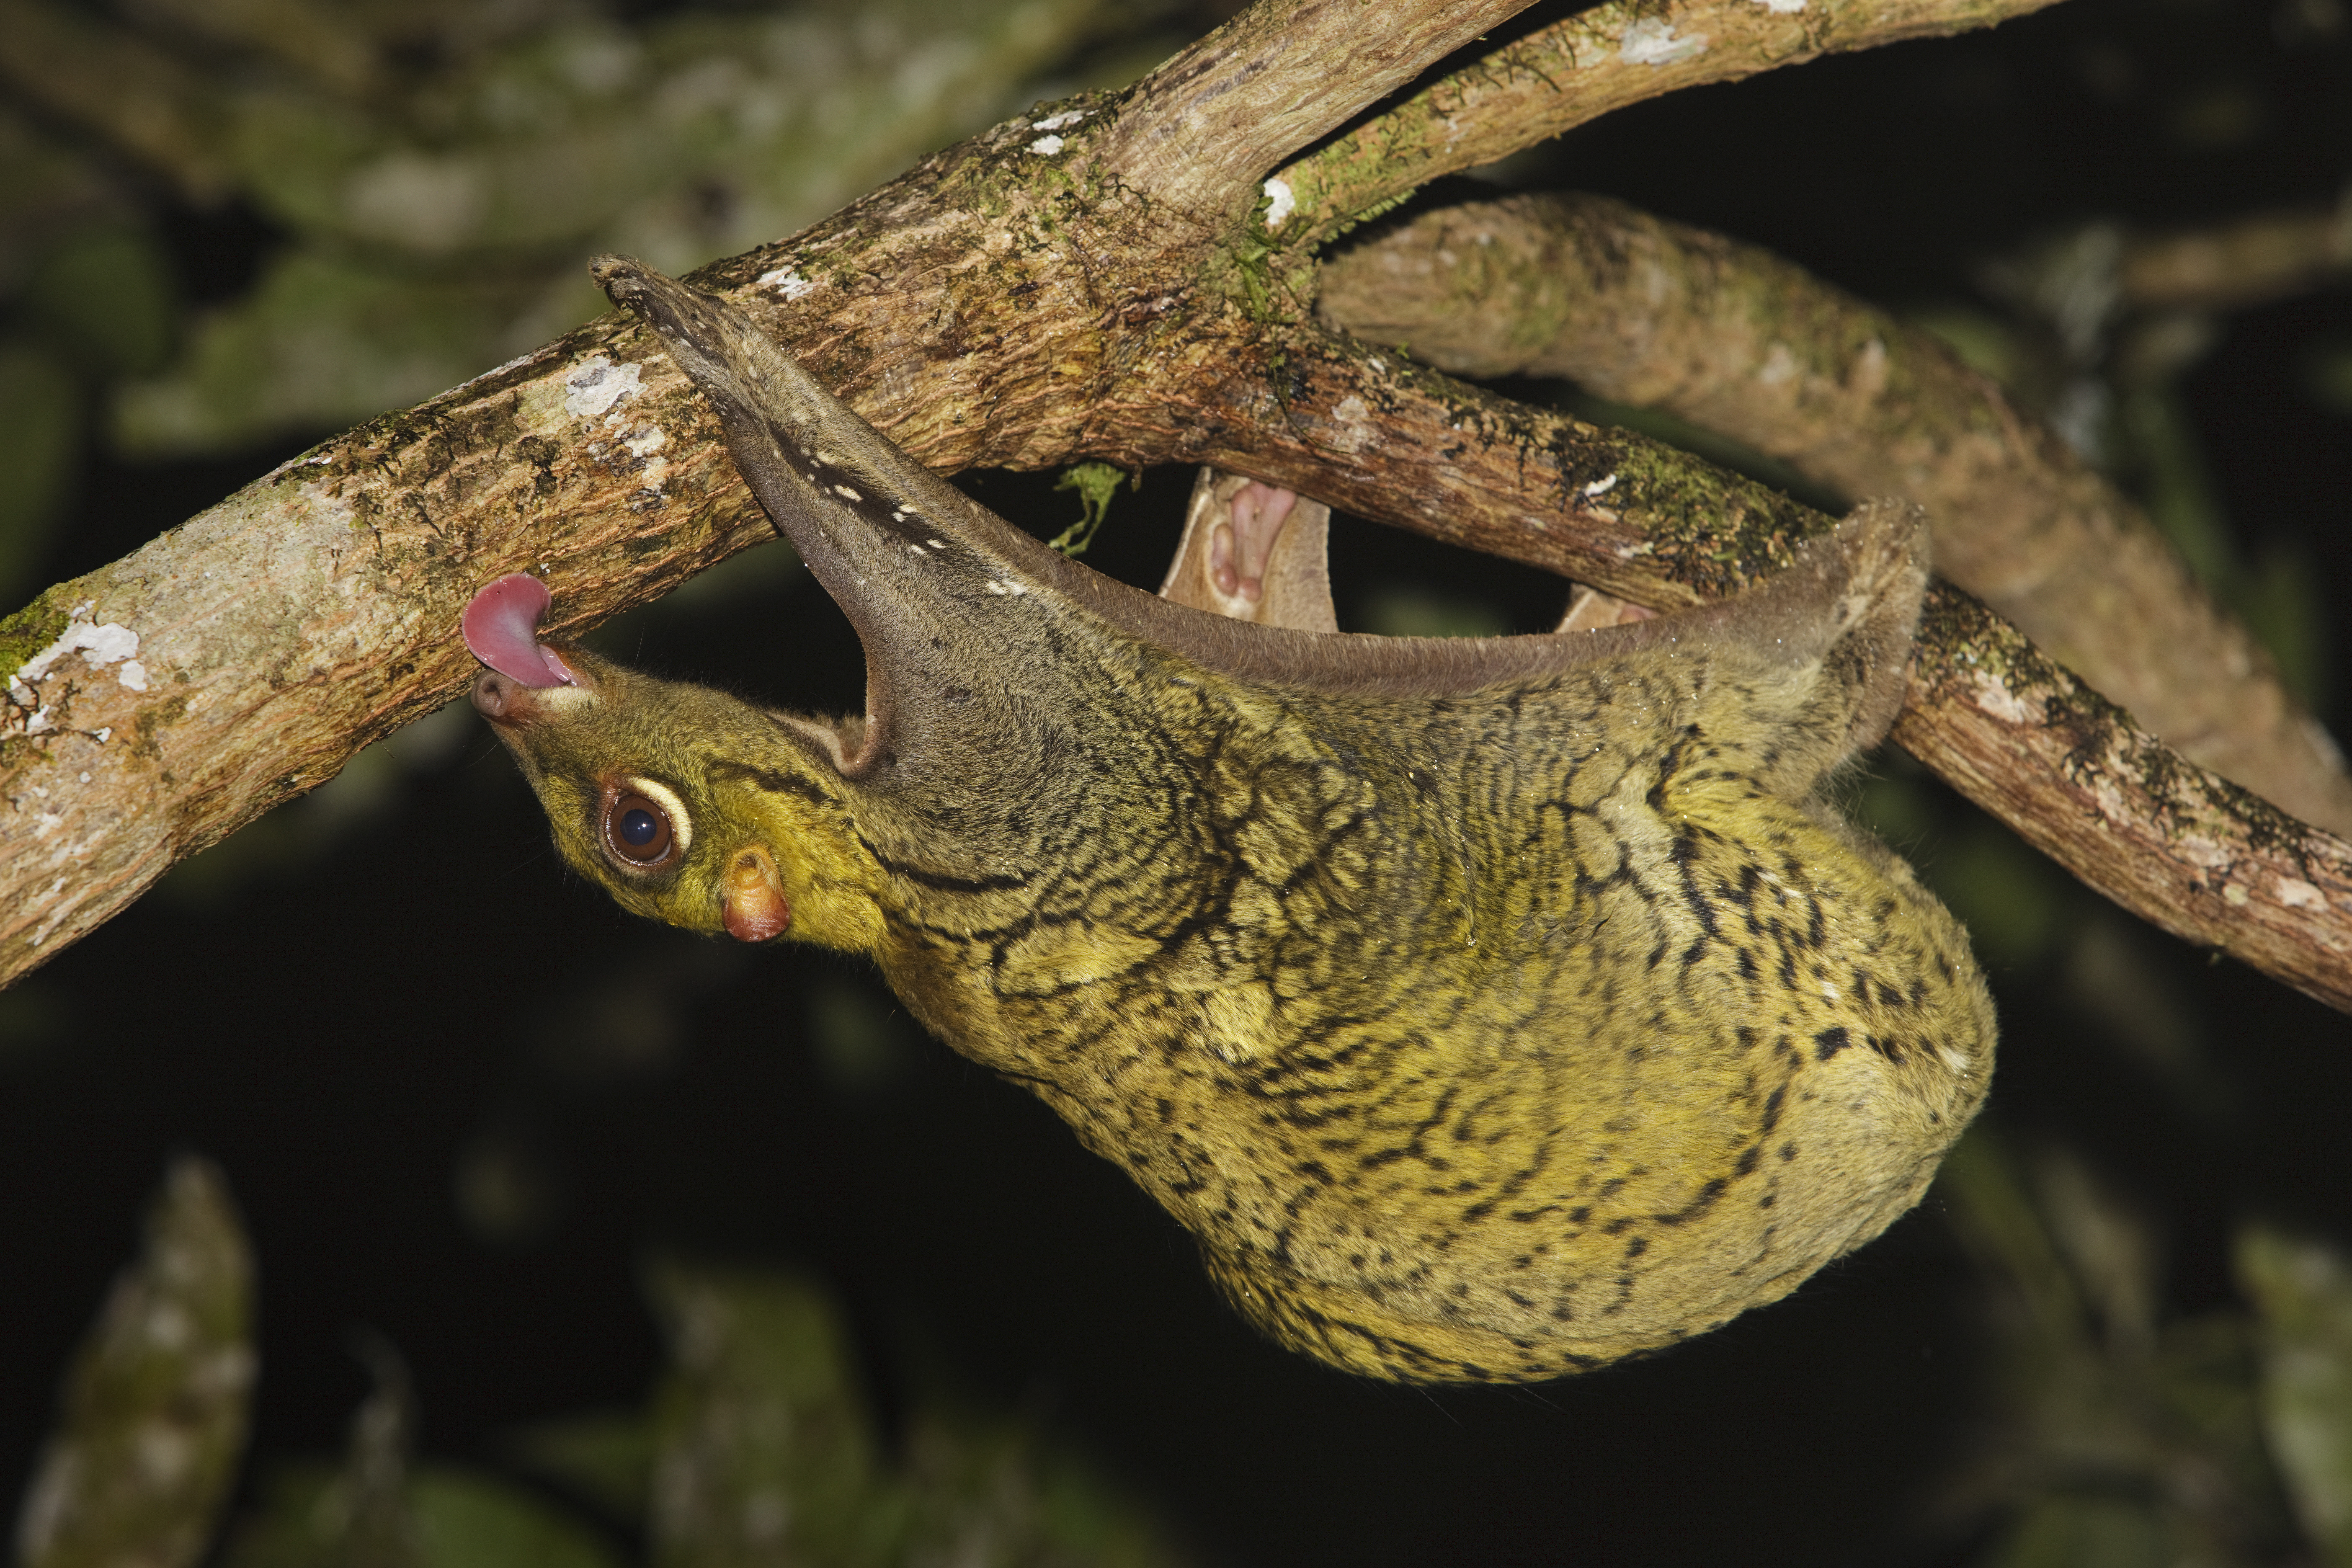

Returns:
463,573,874,949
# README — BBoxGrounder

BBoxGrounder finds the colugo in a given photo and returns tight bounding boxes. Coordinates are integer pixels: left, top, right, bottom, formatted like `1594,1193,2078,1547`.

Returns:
463,257,1996,1385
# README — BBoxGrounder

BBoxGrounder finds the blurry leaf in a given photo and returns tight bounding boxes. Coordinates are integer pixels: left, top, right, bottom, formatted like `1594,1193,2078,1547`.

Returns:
1907,302,2072,418
0,107,134,295
224,1465,622,1568
124,0,383,98
1980,223,2122,368
2034,1148,2162,1359
806,976,918,1097
0,338,82,603
2236,1225,2352,1564
1850,761,1937,850
1920,818,2067,971
2121,387,2234,592
2308,335,2352,418
2059,919,2220,1115
1940,1129,2087,1346
2237,538,2329,712
0,977,67,1071
2166,80,2270,150
898,1406,1197,1568
452,1123,566,1248
1979,1496,2168,1568
25,228,178,378
1352,587,1510,640
502,1411,655,1524
645,1260,900,1568
13,1158,256,1568
410,1472,624,1568
111,251,547,455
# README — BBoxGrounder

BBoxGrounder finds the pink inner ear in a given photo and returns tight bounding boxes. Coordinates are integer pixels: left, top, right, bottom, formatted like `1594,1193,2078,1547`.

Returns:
462,574,576,688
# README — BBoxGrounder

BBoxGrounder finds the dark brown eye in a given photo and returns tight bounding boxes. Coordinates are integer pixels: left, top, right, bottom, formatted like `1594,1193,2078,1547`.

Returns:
606,793,674,864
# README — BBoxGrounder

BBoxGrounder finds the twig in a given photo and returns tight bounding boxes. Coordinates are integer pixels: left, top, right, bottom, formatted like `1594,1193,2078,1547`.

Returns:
1266,0,2071,247
1086,0,1537,222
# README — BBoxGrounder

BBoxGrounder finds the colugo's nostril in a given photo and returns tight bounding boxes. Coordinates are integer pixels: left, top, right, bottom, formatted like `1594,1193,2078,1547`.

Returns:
472,671,514,719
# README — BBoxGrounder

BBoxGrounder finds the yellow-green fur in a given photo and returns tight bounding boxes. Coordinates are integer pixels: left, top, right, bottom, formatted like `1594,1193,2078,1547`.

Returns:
475,260,1996,1384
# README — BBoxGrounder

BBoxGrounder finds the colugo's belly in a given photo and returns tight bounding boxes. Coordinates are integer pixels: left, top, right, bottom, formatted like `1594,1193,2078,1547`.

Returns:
903,795,1990,1385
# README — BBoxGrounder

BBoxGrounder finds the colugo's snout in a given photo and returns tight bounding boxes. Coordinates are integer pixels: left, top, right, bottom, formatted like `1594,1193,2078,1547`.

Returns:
470,668,529,723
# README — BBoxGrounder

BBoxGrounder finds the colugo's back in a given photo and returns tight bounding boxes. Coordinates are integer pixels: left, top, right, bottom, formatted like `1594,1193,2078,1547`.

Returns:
465,259,1996,1384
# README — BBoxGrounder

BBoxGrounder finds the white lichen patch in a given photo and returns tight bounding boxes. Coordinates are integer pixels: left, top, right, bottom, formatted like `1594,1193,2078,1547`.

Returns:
16,611,149,695
757,268,819,300
1582,473,1620,498
1032,109,1088,132
1262,177,1296,230
565,356,643,419
2276,876,2329,911
1969,671,2042,727
1029,134,1066,156
1619,18,1710,65
1752,0,1805,11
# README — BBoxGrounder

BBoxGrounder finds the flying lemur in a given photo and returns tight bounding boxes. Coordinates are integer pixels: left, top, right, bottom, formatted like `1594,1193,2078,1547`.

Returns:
463,257,1996,1385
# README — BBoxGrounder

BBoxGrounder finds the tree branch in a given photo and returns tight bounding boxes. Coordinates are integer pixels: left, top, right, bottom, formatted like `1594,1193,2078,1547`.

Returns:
1314,191,2352,838
1266,0,2071,246
1086,0,1538,222
13,0,2347,1016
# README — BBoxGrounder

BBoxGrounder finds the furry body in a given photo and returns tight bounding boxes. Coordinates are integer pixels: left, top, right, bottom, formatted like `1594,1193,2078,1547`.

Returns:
470,260,1996,1384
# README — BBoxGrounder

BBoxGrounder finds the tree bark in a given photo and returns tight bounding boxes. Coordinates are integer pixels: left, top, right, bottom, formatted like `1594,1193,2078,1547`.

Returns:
6,0,2347,1013
1315,191,2352,838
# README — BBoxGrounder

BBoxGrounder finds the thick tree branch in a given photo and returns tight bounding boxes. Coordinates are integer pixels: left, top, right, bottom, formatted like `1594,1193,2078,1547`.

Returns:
1897,589,2352,1014
2117,197,2352,313
1085,0,1537,222
1266,0,2071,247
10,0,2348,1014
1315,192,2352,838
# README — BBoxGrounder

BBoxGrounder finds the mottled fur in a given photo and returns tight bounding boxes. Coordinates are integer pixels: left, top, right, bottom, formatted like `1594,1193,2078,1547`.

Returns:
472,260,1996,1384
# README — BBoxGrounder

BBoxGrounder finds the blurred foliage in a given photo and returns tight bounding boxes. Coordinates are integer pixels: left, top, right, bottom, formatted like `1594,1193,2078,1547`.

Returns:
0,0,1191,604
1936,1134,2301,1568
112,1220,1197,1566
14,1158,255,1568
2239,1227,2352,1565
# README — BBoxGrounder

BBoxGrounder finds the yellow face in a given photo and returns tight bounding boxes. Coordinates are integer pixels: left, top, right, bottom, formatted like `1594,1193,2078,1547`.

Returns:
468,646,887,954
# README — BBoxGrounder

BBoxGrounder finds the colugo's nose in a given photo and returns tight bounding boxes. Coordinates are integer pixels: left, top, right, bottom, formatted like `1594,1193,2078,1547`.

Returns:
472,669,524,721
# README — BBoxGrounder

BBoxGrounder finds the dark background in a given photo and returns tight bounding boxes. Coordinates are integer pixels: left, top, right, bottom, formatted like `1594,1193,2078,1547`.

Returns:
4,0,2349,1563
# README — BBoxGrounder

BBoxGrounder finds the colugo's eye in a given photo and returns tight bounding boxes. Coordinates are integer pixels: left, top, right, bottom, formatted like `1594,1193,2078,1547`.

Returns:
605,792,675,865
